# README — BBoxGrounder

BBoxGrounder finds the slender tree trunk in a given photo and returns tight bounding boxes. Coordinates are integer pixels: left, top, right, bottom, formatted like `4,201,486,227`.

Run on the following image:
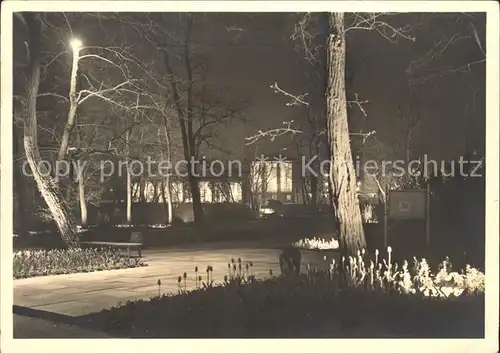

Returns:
309,173,319,211
78,175,87,227
126,129,132,224
23,13,79,248
165,179,172,225
406,127,412,165
160,14,204,226
160,118,173,224
57,47,80,162
139,177,146,203
58,105,78,161
58,47,79,204
76,130,87,227
182,14,204,225
160,179,173,224
126,168,132,223
327,13,366,255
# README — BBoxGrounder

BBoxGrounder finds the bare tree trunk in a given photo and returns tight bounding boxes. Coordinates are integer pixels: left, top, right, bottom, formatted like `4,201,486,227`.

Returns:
138,177,146,203
76,129,87,227
160,118,173,224
309,173,319,212
58,44,80,205
13,125,30,237
160,179,173,224
188,169,204,222
165,179,172,225
126,129,132,224
25,141,78,247
57,48,80,162
23,13,79,248
78,175,87,227
160,14,204,226
327,13,366,255
152,180,159,203
58,106,78,162
301,178,310,206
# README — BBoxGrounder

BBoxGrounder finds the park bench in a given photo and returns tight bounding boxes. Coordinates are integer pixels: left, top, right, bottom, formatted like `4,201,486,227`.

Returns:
81,231,144,259
80,241,143,258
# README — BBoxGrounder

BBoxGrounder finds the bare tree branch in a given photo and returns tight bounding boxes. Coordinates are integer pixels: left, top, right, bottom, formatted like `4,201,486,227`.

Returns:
37,92,69,102
270,82,309,107
346,13,416,43
77,79,136,105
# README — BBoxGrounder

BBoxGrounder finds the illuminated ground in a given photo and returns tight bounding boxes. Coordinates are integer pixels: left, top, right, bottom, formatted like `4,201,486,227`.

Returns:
14,245,283,316
12,242,481,338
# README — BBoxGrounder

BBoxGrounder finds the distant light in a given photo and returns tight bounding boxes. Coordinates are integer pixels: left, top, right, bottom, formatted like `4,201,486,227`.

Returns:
70,38,83,50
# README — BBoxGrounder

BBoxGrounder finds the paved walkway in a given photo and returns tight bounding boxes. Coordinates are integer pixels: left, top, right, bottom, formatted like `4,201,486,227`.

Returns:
14,246,284,317
13,314,112,338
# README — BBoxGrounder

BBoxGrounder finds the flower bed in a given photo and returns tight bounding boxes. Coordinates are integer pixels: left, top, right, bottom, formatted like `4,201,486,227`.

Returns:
13,248,146,279
80,252,484,338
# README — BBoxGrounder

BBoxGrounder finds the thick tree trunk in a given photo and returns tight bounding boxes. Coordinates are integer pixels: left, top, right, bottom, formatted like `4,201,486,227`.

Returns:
326,13,366,255
25,140,78,247
13,125,30,236
23,13,79,248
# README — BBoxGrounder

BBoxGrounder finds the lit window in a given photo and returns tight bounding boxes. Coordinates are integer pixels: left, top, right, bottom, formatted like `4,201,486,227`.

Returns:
200,181,212,203
230,181,242,202
267,161,279,193
280,162,292,193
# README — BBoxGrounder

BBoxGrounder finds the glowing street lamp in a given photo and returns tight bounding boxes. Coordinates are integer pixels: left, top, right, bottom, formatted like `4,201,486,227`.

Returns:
69,38,83,51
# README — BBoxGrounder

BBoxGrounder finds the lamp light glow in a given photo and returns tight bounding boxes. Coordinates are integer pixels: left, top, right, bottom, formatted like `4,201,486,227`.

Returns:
70,38,83,50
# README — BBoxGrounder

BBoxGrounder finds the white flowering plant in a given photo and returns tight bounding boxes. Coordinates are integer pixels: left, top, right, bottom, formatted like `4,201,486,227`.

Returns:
321,247,485,298
293,237,340,250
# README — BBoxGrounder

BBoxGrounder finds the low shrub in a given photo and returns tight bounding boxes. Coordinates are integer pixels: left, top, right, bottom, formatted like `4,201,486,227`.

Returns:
82,253,484,338
13,248,146,279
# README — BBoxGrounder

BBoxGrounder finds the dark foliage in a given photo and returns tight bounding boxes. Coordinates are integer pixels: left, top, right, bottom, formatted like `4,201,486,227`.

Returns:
80,271,484,338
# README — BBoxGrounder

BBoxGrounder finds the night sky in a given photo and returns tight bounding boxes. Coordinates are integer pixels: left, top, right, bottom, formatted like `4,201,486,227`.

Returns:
13,12,486,163
204,13,486,161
